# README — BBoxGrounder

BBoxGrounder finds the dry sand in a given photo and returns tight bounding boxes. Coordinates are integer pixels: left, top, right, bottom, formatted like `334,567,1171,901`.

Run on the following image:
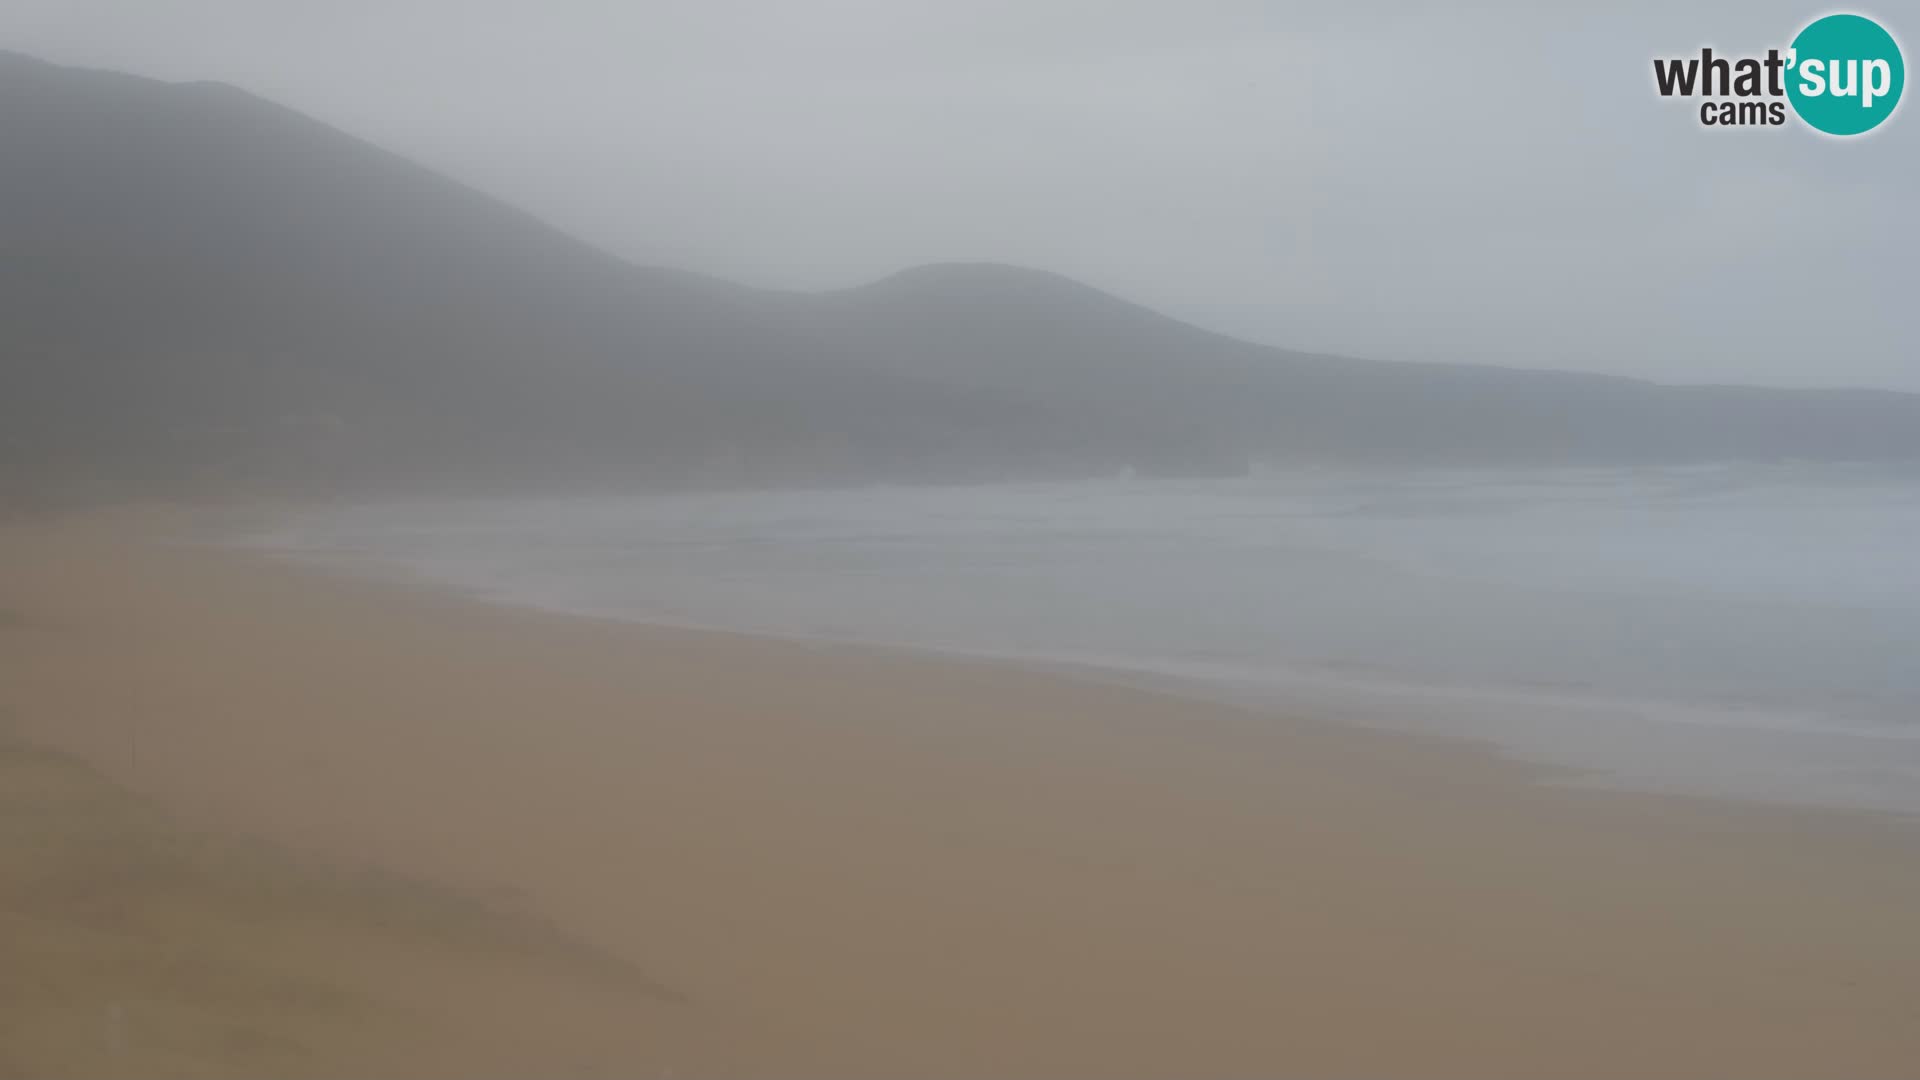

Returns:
2,509,1918,1078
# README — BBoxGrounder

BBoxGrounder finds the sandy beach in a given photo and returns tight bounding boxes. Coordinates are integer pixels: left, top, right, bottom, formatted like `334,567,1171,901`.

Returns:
3,509,1918,1079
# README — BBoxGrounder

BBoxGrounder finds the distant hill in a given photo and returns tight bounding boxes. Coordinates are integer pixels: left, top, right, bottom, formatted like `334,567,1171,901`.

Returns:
4,50,1918,498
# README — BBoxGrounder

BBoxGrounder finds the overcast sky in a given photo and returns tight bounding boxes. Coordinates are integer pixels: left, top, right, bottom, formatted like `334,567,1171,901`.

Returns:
6,0,1916,389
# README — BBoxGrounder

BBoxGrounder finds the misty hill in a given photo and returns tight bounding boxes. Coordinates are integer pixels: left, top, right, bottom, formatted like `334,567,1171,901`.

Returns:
4,50,1918,497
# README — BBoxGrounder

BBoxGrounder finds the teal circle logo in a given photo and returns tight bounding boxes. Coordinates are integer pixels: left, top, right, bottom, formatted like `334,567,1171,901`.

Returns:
1786,14,1905,135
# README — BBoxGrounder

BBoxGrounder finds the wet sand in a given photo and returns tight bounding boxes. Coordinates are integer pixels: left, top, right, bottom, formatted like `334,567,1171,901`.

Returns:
3,510,1918,1078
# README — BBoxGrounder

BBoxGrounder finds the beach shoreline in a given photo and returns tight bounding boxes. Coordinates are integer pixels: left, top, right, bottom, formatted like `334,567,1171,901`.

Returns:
4,507,1919,1078
240,477,1920,820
